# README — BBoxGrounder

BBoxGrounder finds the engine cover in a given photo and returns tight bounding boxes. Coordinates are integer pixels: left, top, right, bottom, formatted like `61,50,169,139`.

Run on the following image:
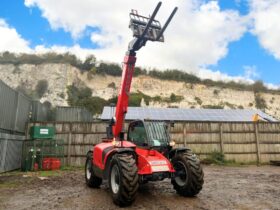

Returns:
136,147,175,175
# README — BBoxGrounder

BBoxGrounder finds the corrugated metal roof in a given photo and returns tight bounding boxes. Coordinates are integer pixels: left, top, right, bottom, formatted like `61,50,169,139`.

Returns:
100,106,278,122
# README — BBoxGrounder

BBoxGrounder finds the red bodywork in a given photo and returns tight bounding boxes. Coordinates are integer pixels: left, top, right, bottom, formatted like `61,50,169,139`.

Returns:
93,141,136,170
136,148,175,174
93,141,174,175
113,55,136,138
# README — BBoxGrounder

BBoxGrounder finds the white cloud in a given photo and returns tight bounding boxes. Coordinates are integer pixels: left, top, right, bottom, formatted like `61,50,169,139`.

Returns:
249,0,280,60
24,0,248,70
0,19,31,53
197,65,261,84
197,67,255,84
198,68,245,82
34,44,96,60
243,65,259,80
265,83,280,90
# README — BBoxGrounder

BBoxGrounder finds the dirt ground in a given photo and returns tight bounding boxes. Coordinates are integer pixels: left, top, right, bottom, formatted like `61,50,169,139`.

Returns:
0,165,280,210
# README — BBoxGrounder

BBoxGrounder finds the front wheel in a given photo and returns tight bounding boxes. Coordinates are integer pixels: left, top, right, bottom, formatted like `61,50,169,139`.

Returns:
85,151,102,188
109,154,139,207
171,150,204,197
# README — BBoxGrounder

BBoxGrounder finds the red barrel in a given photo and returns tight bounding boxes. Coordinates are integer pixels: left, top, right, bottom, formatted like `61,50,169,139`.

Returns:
42,158,61,170
51,158,61,170
42,158,52,170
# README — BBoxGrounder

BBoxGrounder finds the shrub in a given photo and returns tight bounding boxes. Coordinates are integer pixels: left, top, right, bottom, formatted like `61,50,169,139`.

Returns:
151,95,162,102
87,72,94,80
129,91,151,106
203,151,235,165
202,104,224,109
169,93,184,103
134,67,147,76
58,92,65,99
148,69,201,84
96,63,122,76
67,84,109,114
79,97,107,114
213,89,220,96
36,80,48,98
194,96,203,105
252,80,266,93
223,102,235,109
79,55,96,71
67,84,92,106
108,82,116,89
270,97,275,104
255,93,267,110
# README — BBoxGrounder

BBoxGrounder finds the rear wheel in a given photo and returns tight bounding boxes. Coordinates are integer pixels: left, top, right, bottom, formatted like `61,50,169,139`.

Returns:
109,154,139,207
85,151,102,188
171,150,204,196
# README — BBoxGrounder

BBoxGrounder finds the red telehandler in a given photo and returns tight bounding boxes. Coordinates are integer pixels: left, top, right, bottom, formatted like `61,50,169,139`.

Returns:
85,2,204,206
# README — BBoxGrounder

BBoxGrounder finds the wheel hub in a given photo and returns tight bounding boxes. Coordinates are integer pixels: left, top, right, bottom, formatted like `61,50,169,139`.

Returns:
173,161,188,186
86,160,92,180
111,165,120,194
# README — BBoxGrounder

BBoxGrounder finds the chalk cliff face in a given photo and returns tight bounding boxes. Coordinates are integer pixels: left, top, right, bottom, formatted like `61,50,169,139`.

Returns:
0,63,279,119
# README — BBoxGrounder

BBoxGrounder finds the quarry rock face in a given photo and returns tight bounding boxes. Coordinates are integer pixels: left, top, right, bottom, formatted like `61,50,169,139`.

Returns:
0,63,279,119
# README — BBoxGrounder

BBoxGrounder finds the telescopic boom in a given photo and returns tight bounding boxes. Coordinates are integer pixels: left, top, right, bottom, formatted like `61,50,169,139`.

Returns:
111,2,178,139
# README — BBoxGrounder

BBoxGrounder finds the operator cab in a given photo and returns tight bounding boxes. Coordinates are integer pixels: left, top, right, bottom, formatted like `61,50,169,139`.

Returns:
127,120,170,150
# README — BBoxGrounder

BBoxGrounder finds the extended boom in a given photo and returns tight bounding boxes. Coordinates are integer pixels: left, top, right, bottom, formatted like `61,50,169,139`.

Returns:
111,2,178,139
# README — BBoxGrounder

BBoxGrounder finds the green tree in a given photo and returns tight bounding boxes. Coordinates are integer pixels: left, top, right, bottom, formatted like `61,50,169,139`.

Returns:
67,85,92,105
252,80,266,93
96,63,122,76
80,55,96,71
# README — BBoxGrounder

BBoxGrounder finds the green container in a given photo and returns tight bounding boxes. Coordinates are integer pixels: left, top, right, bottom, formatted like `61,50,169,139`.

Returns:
30,126,55,139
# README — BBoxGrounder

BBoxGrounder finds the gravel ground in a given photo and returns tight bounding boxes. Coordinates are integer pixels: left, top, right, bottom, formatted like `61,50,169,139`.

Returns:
0,165,280,210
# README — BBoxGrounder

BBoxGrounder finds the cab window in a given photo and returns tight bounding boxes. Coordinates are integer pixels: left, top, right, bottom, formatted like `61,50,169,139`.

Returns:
128,122,148,146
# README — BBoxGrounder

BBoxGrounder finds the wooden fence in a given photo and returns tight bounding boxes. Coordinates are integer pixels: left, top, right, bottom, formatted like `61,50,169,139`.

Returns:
26,122,280,166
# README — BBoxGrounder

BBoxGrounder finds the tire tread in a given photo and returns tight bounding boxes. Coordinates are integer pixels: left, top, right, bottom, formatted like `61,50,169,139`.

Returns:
171,150,204,196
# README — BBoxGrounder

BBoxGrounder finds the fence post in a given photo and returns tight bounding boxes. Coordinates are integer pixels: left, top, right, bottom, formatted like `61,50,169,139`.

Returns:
67,123,73,166
254,123,261,165
219,123,224,154
183,123,187,147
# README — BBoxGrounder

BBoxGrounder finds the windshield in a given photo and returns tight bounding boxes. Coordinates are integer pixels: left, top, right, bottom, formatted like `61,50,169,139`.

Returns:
144,121,170,147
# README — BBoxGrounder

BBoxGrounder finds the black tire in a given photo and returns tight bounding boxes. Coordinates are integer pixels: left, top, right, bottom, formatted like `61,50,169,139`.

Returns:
171,150,204,197
109,153,139,207
85,151,102,188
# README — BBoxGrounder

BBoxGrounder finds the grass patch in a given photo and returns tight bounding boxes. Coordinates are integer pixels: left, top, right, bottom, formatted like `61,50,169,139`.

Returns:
38,170,60,177
60,166,84,171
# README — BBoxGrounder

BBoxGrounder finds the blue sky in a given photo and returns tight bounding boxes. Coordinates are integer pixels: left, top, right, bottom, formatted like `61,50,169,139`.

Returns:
0,0,279,87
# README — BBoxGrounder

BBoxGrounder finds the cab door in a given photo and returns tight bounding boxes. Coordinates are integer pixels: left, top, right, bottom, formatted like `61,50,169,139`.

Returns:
127,121,148,147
